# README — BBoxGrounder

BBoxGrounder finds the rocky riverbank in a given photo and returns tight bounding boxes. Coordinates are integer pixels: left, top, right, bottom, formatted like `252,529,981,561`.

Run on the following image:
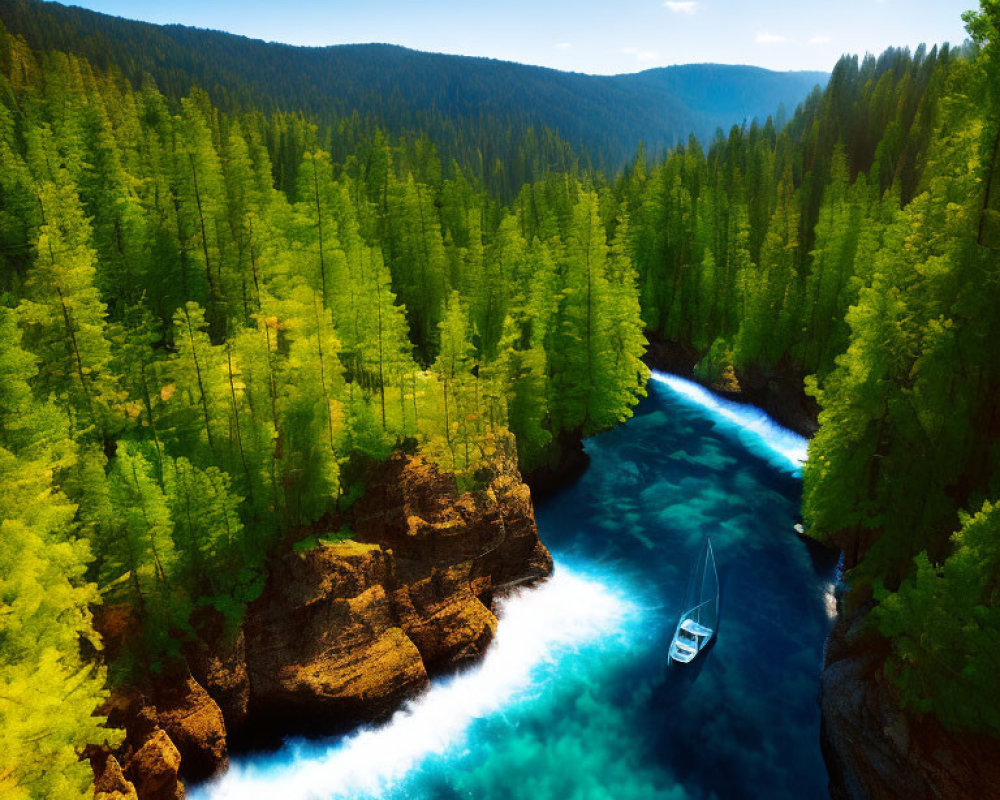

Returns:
821,607,1000,799
94,347,997,800
91,436,552,799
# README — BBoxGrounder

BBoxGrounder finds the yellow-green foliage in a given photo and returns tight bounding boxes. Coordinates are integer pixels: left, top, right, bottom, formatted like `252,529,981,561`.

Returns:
0,22,653,797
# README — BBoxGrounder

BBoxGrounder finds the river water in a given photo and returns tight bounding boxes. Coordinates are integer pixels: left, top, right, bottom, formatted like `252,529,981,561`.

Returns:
192,371,838,800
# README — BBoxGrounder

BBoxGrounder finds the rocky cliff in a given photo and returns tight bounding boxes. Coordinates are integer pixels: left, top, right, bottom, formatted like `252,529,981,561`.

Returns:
92,437,552,798
821,608,1000,799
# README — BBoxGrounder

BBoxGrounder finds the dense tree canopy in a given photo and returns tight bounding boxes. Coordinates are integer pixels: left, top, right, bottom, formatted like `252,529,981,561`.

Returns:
1,3,999,798
0,0,826,190
0,20,649,799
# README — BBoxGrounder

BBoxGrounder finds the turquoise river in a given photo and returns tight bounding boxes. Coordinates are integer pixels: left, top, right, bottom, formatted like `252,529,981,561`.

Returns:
191,370,839,800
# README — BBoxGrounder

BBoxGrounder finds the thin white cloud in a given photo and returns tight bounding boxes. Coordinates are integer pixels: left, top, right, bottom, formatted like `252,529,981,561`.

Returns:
809,35,832,44
756,32,790,44
554,42,572,50
619,46,658,64
664,1,699,15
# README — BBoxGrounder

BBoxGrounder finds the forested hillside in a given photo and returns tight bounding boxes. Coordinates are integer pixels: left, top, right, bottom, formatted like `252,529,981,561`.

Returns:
0,21,651,797
611,12,1000,737
617,43,952,382
1,1,1000,798
0,0,826,188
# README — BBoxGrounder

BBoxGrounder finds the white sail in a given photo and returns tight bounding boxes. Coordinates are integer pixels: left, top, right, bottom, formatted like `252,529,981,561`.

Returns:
668,538,719,664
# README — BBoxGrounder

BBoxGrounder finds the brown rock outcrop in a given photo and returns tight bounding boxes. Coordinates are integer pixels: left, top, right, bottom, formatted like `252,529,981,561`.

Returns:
94,669,225,799
390,561,498,667
241,437,551,732
125,726,183,800
184,607,249,733
353,439,551,668
243,540,428,726
95,437,552,797
94,755,138,800
152,671,228,782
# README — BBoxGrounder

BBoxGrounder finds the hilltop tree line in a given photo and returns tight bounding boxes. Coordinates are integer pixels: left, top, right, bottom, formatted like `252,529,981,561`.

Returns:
0,0,610,193
0,23,649,799
0,0,827,193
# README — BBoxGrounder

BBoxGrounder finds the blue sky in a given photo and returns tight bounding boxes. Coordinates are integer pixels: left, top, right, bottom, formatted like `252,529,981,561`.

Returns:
68,0,974,73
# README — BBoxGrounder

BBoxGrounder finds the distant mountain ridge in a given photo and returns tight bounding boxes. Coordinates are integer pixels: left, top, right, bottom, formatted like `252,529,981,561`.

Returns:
0,0,828,169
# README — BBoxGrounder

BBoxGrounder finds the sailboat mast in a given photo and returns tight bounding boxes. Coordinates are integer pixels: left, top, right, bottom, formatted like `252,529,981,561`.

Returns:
708,538,718,618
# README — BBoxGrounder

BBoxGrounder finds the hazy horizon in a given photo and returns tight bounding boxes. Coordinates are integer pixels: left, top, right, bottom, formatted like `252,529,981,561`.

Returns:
60,0,972,74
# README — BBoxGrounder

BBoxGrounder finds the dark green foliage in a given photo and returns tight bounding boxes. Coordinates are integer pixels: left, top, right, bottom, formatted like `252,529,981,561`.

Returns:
612,2,1000,739
799,4,1000,737
0,0,824,190
872,502,1000,734
619,42,955,381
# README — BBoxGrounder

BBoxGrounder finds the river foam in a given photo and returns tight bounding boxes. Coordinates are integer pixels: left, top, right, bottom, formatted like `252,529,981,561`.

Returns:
189,564,634,800
648,371,808,474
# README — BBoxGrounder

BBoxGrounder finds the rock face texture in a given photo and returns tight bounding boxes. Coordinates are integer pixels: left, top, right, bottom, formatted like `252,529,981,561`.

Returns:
93,439,551,798
93,756,138,800
243,540,428,731
184,608,249,734
92,666,227,800
127,728,183,800
352,441,552,661
151,672,228,782
821,611,1000,800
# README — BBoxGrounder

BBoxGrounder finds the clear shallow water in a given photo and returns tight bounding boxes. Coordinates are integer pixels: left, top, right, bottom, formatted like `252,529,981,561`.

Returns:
192,374,837,800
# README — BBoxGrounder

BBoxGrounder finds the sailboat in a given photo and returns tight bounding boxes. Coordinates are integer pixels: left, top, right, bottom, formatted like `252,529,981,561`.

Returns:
668,537,719,664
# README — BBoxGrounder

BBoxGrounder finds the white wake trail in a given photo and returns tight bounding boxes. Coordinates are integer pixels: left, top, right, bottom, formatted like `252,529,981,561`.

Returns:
649,371,808,473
